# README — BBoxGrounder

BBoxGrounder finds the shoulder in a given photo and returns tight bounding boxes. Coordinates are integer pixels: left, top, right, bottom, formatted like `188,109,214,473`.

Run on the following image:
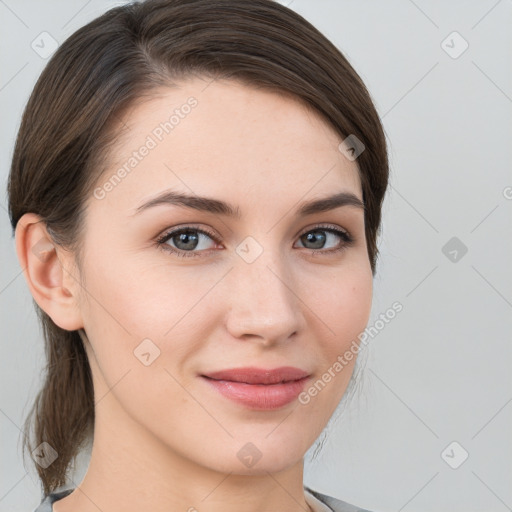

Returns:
33,488,74,512
305,486,375,512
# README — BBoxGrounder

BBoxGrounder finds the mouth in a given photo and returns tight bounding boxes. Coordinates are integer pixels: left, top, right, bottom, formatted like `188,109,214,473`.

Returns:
200,366,311,410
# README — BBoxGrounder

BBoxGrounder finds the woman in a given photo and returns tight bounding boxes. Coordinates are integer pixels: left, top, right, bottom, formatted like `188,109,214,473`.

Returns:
8,0,389,510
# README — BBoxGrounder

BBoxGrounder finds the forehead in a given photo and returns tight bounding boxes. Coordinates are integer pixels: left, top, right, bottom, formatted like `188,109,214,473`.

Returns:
92,77,362,216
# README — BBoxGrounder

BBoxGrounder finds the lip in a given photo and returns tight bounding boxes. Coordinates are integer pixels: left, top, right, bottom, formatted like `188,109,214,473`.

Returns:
200,366,310,410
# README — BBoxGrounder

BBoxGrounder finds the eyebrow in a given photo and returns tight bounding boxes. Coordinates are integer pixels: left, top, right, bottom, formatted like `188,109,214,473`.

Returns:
131,190,365,218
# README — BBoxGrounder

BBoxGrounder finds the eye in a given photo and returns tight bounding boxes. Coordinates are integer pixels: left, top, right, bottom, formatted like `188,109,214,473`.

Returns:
294,224,355,255
155,223,355,258
156,225,220,258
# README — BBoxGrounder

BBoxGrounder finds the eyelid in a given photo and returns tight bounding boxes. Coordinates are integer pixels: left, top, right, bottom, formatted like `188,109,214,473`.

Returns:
155,224,221,248
297,222,351,239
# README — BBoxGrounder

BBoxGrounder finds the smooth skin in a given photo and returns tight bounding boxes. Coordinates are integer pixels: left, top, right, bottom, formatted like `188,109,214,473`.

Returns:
16,77,373,512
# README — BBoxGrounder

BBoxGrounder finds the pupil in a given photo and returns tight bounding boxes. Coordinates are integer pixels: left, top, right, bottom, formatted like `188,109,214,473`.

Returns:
304,231,325,249
176,231,198,250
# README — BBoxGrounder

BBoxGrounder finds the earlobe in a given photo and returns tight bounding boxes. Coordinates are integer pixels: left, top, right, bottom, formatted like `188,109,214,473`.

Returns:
15,213,84,331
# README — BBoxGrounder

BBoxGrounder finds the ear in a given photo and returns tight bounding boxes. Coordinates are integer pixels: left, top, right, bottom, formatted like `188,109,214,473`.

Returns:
15,213,84,331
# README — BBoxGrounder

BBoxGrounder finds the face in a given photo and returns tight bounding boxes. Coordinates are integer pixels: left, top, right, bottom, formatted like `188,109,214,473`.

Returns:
73,77,373,474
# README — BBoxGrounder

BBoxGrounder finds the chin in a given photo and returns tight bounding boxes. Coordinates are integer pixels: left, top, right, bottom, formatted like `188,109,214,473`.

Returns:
192,431,311,475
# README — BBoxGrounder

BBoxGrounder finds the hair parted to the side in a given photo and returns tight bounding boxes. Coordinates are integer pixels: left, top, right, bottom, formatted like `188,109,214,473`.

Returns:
7,0,389,497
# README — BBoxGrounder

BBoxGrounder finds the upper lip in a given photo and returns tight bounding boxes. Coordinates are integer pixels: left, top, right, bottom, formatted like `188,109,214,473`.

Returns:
202,366,310,385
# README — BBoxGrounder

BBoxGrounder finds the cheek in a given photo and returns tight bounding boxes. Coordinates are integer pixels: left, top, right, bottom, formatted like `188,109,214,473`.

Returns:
79,261,193,422
80,247,188,339
308,261,373,349
294,265,372,425
79,251,220,391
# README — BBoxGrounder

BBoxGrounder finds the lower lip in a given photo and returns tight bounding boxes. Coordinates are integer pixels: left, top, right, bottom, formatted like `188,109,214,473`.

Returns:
201,376,309,410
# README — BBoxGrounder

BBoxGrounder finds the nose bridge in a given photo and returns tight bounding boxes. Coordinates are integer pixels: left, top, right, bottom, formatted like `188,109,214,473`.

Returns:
225,238,303,342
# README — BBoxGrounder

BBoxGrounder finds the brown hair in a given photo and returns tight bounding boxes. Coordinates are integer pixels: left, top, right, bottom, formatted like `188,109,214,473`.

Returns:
7,0,389,497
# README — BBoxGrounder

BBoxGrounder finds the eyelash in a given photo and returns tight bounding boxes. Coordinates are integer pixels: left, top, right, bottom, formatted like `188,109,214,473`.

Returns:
155,223,355,259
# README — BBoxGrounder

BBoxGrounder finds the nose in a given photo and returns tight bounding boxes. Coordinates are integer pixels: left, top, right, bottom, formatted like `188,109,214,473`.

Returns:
224,248,305,346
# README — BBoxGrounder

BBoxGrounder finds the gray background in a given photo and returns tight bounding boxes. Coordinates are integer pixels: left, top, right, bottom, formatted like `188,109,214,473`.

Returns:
1,1,511,511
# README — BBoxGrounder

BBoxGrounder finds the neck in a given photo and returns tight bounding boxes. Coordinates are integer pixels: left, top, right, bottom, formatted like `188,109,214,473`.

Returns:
54,393,311,512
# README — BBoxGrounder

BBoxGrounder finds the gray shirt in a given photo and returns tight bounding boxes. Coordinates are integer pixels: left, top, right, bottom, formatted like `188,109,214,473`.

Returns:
33,486,372,512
